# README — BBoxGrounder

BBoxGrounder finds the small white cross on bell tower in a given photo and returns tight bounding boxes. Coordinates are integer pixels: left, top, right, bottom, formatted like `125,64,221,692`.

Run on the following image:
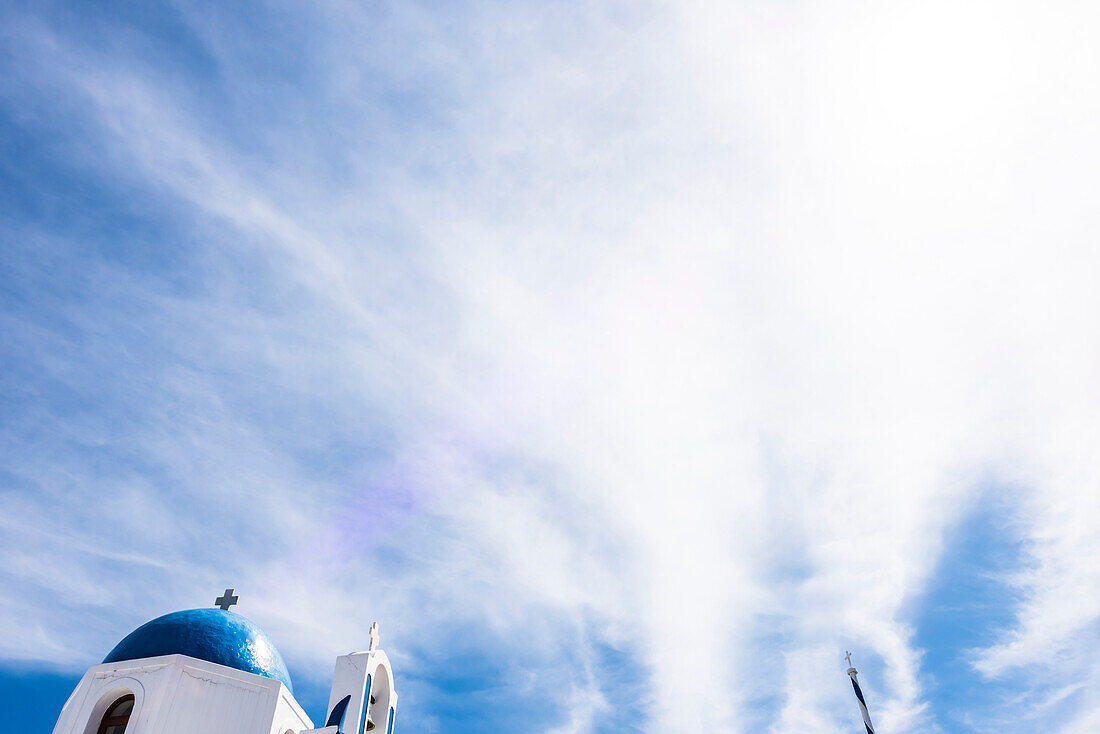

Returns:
368,622,380,652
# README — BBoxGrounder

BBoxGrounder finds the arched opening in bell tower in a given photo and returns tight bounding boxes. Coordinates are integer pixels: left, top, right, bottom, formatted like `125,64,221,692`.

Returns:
368,664,392,733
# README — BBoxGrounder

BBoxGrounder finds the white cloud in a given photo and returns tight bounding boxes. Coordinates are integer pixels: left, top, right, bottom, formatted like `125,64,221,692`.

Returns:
2,1,1099,731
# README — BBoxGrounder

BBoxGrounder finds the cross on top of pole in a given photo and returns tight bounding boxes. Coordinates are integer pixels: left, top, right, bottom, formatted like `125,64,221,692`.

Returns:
845,651,853,667
215,589,239,611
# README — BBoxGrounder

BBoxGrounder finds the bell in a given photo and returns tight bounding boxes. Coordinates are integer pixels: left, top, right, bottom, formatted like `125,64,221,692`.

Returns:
364,693,378,729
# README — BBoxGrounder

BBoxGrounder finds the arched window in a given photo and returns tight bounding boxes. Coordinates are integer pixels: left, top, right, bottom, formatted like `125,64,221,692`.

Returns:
96,694,134,734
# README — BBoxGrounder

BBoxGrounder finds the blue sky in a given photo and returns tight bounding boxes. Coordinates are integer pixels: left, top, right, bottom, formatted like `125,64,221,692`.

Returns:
3,1,1100,732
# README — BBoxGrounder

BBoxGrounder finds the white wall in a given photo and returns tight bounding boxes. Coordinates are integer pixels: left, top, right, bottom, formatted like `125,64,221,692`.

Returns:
51,654,313,734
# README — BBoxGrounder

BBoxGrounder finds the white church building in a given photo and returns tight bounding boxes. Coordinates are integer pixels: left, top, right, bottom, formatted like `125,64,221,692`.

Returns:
50,590,397,734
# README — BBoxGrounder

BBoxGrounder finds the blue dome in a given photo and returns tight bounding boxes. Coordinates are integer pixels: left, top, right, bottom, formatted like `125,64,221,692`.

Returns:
103,608,293,692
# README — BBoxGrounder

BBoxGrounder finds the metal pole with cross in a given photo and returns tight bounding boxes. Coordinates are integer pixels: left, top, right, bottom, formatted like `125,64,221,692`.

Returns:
845,652,876,734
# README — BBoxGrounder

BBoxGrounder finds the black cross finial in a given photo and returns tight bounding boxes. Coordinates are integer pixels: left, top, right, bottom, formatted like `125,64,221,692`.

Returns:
215,588,239,610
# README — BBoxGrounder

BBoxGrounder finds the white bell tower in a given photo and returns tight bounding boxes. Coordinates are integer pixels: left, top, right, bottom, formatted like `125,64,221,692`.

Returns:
304,623,398,734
